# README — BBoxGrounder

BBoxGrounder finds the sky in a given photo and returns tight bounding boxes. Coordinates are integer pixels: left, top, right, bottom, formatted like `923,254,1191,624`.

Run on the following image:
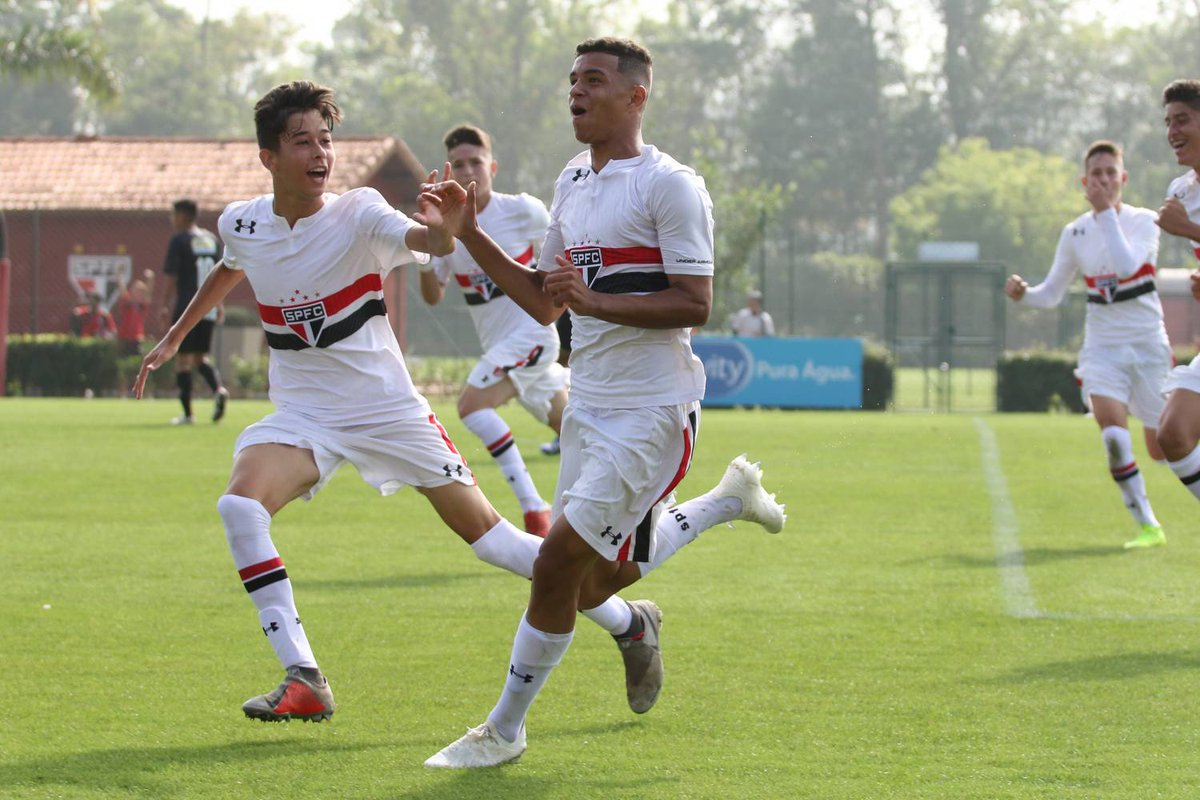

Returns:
183,0,351,47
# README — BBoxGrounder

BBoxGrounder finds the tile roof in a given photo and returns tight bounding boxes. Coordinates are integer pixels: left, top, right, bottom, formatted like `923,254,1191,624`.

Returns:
0,136,425,212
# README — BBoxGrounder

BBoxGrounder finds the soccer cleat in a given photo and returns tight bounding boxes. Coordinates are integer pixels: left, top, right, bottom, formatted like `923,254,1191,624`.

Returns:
1123,524,1166,550
171,415,195,425
213,387,229,422
242,666,335,723
523,507,552,538
424,720,526,768
615,599,663,714
712,454,786,533
540,437,561,456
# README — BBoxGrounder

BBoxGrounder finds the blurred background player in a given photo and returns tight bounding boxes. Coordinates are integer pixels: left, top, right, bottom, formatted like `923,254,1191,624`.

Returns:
160,198,229,424
115,270,155,357
1005,140,1168,549
727,288,774,337
70,292,116,339
417,125,564,535
1155,79,1200,502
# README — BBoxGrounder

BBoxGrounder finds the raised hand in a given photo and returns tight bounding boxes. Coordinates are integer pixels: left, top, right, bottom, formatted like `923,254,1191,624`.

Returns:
1004,274,1027,301
1157,197,1193,237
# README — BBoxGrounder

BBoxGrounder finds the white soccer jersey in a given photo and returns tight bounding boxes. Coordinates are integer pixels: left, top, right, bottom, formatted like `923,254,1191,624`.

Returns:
540,145,714,407
1167,170,1200,260
1020,204,1165,347
219,187,430,425
431,192,557,353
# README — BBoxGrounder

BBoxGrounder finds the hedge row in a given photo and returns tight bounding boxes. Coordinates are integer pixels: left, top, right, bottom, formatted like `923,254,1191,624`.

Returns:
996,350,1088,412
5,334,172,397
861,343,894,410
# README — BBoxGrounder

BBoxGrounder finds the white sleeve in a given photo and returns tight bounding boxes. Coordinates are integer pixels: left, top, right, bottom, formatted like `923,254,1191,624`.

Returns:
356,189,429,273
522,194,552,245
1021,226,1077,309
648,170,714,276
1095,208,1158,277
216,204,244,270
762,313,776,336
538,182,566,274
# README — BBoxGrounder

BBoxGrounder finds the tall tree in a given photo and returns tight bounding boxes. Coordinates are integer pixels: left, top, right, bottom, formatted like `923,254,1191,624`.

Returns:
0,0,118,100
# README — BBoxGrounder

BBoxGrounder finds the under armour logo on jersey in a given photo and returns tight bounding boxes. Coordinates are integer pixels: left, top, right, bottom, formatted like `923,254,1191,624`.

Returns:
443,463,463,478
509,665,534,683
572,168,590,182
600,525,623,545
262,621,280,635
1072,227,1085,236
235,218,257,234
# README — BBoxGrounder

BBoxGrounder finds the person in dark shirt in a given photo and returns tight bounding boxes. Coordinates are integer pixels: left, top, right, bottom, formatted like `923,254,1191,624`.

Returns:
160,198,229,424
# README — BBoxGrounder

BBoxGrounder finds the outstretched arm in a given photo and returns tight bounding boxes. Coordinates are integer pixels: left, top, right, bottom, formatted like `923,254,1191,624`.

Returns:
135,262,244,398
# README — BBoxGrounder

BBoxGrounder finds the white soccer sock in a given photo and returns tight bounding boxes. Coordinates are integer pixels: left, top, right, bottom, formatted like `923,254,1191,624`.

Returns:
217,494,317,669
488,613,573,743
637,494,741,578
471,519,632,633
1167,442,1200,502
1101,426,1159,526
471,518,539,579
580,596,634,635
462,409,546,512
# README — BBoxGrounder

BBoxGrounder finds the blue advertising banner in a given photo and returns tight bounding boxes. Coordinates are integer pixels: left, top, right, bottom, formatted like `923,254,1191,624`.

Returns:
692,336,863,409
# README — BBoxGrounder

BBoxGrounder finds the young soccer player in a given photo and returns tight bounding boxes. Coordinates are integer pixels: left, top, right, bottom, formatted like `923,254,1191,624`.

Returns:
1004,140,1169,549
1154,79,1200,499
426,38,786,768
417,125,564,536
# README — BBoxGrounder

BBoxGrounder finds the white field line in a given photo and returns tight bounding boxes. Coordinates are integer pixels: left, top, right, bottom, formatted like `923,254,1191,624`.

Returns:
974,417,1040,619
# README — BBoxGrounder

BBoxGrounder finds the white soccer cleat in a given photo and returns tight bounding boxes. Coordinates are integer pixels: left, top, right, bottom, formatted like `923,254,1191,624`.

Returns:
712,453,786,533
424,720,526,769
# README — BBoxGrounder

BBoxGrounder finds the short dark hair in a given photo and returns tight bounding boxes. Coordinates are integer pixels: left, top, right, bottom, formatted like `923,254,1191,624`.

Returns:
443,124,492,154
1083,140,1122,167
173,198,197,220
576,37,652,89
253,80,343,151
1164,79,1200,111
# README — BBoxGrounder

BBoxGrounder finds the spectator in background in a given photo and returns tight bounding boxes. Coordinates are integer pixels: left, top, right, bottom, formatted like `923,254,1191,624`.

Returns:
115,270,155,356
728,289,775,337
71,293,116,339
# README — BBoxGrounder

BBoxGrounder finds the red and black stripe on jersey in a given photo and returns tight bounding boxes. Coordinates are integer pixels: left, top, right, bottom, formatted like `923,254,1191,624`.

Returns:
1084,263,1157,305
565,246,671,294
619,408,699,563
457,246,533,305
257,273,386,350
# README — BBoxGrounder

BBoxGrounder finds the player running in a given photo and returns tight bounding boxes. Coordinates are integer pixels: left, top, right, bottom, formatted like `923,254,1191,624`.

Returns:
417,125,564,537
1154,79,1200,502
426,38,786,769
1005,140,1169,549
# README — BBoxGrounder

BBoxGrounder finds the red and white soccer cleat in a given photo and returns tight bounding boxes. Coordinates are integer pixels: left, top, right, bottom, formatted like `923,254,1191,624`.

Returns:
242,666,335,723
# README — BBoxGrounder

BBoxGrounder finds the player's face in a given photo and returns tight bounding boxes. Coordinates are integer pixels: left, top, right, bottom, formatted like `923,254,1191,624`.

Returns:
447,143,495,202
263,109,335,199
568,52,638,144
1082,152,1126,205
1165,101,1200,169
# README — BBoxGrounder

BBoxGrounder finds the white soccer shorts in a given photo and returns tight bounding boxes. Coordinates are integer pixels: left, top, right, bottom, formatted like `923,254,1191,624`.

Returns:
466,335,567,425
555,400,700,563
234,409,475,500
1165,352,1200,398
1077,339,1171,429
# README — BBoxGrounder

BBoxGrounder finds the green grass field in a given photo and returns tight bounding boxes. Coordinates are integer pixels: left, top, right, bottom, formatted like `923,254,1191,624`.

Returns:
3,398,1200,799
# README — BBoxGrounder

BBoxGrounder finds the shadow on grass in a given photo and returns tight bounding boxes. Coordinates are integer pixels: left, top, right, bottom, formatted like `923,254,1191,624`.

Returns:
936,545,1125,569
0,738,385,797
295,572,498,592
402,770,679,800
988,649,1200,684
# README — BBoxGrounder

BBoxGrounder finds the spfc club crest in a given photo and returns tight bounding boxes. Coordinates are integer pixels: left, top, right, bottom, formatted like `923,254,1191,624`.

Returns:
569,247,603,286
282,300,328,345
67,253,132,310
1094,273,1118,304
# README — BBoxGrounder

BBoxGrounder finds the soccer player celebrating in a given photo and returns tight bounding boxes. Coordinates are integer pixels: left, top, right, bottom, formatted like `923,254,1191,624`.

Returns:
1004,140,1169,549
1154,80,1200,500
426,38,786,769
417,125,563,537
133,80,691,725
